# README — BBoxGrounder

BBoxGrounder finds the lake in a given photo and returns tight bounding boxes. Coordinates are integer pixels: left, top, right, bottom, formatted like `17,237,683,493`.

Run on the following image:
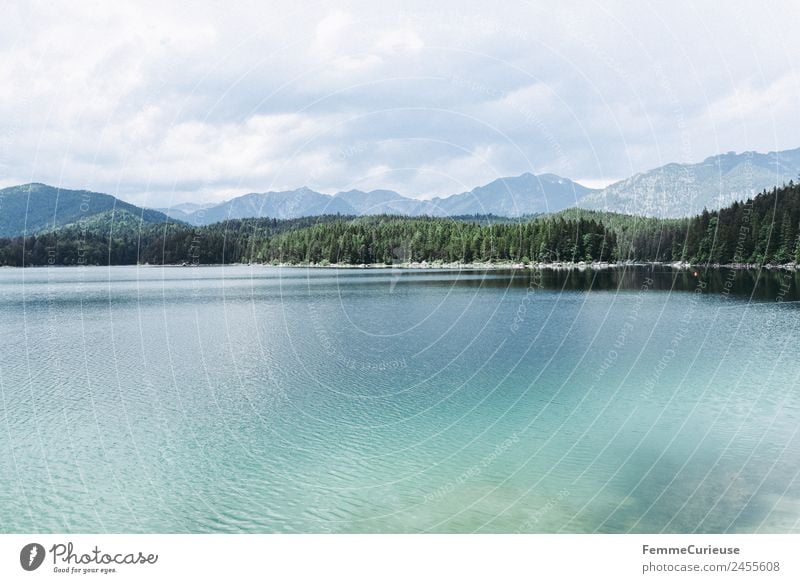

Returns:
0,265,798,533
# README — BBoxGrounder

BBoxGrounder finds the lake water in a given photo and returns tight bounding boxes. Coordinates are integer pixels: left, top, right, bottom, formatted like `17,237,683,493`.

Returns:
1,265,798,533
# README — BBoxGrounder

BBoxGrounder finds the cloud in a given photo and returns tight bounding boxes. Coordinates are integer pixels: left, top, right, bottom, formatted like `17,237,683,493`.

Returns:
0,0,798,204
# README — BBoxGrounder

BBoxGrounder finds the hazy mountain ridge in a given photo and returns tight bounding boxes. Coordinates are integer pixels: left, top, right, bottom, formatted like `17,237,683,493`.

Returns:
430,173,594,216
155,172,594,224
185,188,359,225
5,147,800,232
333,189,437,216
157,148,800,222
580,148,800,217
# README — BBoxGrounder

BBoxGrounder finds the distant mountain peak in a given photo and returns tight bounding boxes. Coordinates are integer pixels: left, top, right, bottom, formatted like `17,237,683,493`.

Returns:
537,173,574,184
579,146,800,217
150,171,599,223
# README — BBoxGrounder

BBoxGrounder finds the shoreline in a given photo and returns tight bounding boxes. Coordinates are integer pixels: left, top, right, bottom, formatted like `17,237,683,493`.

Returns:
6,261,798,271
276,260,798,271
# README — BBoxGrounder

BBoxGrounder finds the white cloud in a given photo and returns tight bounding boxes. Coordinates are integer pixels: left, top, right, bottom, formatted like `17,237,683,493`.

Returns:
376,29,425,55
0,0,799,204
314,10,355,50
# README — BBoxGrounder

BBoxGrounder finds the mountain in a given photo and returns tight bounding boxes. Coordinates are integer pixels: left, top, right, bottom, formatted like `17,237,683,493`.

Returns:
10,147,800,230
156,173,593,224
332,189,437,216
153,201,218,223
157,187,436,224
0,183,174,237
433,173,595,216
158,187,359,225
579,148,800,217
169,201,218,213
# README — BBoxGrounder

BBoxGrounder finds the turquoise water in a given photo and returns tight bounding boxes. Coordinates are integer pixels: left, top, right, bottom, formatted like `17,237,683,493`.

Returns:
0,265,798,533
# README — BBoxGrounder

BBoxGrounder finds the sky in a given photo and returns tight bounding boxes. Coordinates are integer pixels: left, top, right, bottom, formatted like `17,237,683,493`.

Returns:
1,0,799,206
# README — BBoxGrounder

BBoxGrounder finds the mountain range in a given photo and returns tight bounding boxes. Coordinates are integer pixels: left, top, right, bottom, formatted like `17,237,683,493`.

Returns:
158,147,800,224
578,148,800,217
157,172,593,225
2,147,799,237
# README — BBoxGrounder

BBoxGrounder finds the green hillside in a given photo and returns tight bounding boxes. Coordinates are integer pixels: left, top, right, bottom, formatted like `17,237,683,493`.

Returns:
0,183,174,237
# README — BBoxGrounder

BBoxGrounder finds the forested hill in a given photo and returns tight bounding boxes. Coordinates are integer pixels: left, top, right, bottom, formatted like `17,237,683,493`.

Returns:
1,182,799,267
0,183,174,237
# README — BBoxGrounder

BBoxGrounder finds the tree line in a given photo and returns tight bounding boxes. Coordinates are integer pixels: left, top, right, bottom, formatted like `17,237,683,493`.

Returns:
1,181,799,267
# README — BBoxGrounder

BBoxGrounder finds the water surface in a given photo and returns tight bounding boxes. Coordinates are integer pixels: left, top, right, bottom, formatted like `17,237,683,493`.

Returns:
0,265,798,533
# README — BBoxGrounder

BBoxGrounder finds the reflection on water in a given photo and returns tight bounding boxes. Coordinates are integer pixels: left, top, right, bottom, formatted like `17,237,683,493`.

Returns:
0,265,798,533
404,266,800,302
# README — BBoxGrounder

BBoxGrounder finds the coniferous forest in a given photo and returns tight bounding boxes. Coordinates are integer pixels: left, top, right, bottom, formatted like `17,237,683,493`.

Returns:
1,182,799,268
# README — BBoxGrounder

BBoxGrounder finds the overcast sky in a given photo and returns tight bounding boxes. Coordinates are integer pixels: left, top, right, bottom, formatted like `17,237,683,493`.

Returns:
1,0,799,206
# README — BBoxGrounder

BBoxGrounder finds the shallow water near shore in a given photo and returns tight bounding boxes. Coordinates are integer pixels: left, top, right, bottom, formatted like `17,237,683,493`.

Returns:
0,265,798,533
